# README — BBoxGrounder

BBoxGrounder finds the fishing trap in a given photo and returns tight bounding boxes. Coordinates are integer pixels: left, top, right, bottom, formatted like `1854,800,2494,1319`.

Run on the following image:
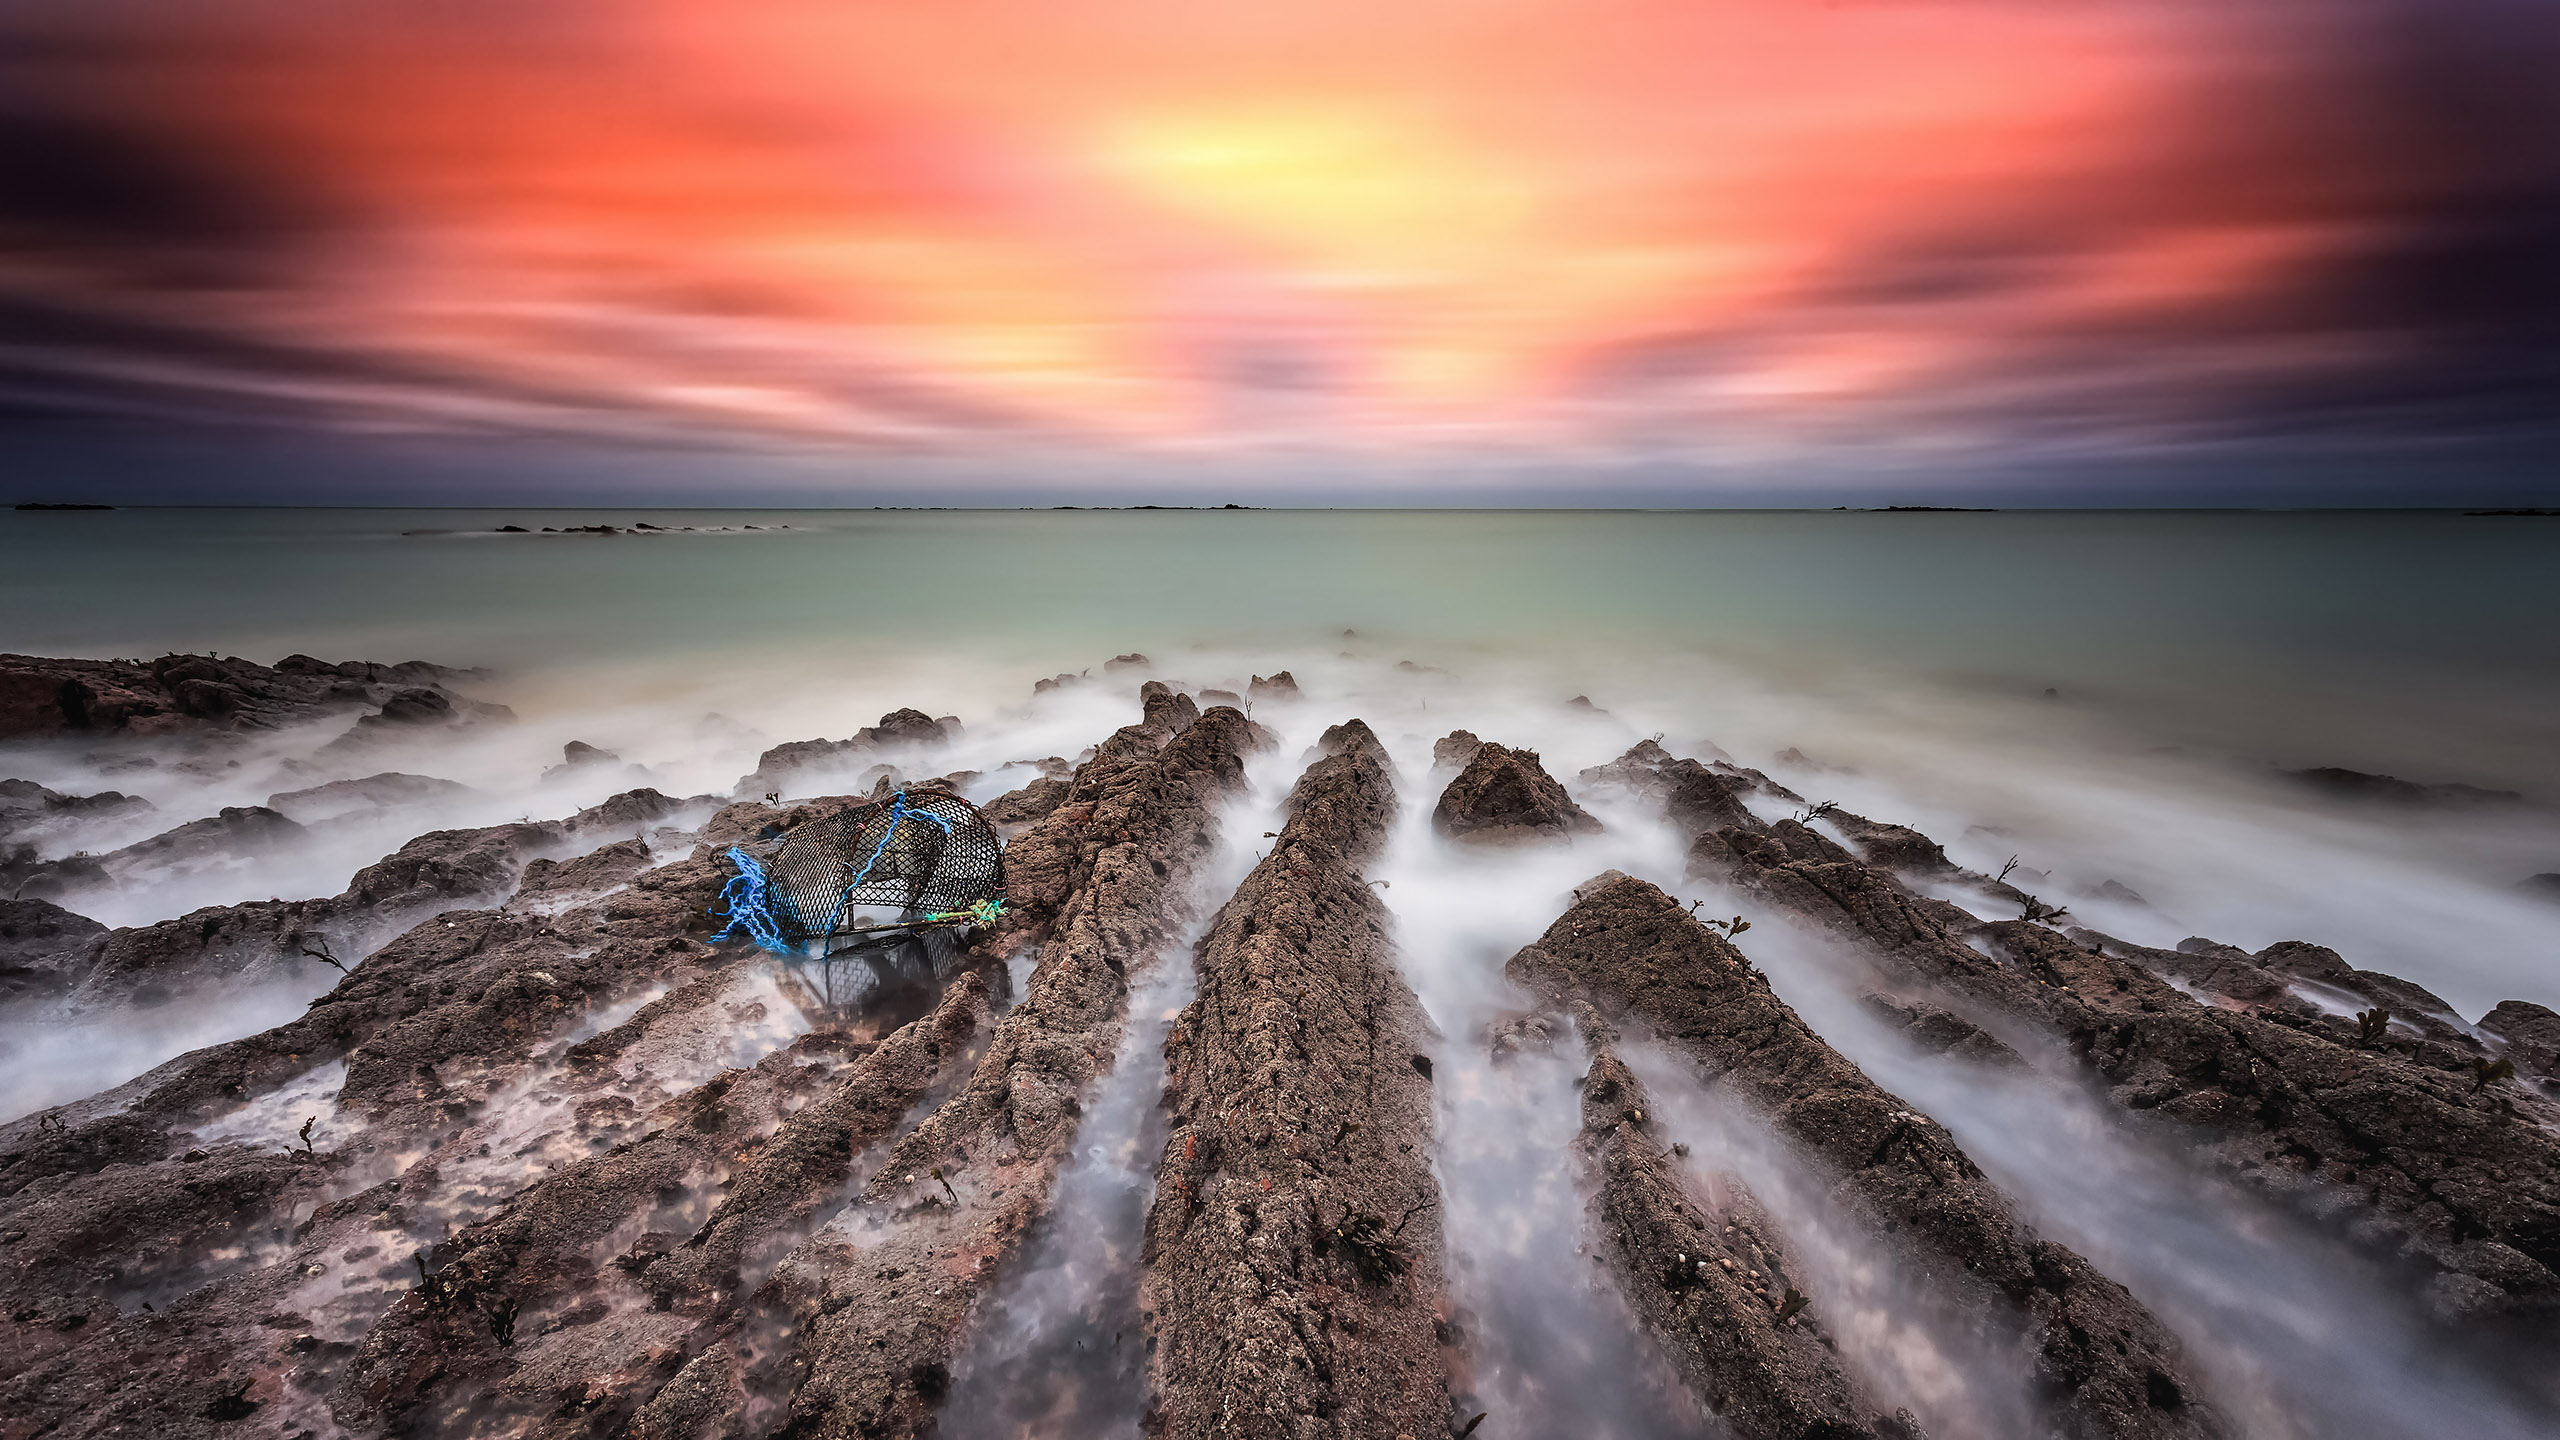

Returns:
712,789,1007,956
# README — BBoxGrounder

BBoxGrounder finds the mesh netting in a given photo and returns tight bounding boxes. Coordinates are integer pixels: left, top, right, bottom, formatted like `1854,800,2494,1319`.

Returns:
712,789,1006,953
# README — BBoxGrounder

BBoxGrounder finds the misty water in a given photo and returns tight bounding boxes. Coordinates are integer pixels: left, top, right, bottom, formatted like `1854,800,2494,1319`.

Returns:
6,505,2558,1437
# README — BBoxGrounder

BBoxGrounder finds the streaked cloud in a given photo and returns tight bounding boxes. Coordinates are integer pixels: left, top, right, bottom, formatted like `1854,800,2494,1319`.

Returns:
3,0,2554,496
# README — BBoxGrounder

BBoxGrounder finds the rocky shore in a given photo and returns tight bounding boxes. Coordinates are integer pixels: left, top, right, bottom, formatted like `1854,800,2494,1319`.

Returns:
1141,719,1451,1440
1,658,2555,1438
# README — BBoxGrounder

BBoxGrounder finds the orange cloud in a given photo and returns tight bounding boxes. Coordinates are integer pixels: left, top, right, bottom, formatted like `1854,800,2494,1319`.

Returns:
4,0,2554,478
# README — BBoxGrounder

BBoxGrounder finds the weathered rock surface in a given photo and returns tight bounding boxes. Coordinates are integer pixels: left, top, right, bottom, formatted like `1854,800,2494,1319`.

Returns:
0,830,750,1438
734,708,956,796
1863,992,2025,1067
1654,750,2560,1322
1579,739,1790,834
264,772,472,822
1573,1021,1913,1440
11,790,688,1021
10,805,309,902
1141,718,1451,1440
1433,741,1601,843
334,976,989,1437
1509,872,2222,1440
510,837,654,904
2483,1000,2560,1083
0,779,152,844
980,774,1068,827
0,897,107,1004
1247,670,1299,703
1431,729,1484,771
0,652,480,741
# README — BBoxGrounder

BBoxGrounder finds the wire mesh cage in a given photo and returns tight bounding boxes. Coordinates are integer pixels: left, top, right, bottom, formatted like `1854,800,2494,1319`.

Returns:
712,789,1006,954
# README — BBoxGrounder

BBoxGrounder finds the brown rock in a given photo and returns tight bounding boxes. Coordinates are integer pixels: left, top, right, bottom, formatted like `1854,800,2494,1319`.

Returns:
2483,1000,2560,1082
0,652,478,741
1432,729,1485,771
1141,719,1451,1440
1681,785,2560,1321
1574,1032,1907,1439
1508,873,2223,1440
1863,992,2026,1067
734,708,955,796
1247,670,1299,703
1433,741,1600,843
980,774,1070,827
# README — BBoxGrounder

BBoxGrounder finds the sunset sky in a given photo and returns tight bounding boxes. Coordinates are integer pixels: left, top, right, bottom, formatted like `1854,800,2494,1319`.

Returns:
3,0,2555,503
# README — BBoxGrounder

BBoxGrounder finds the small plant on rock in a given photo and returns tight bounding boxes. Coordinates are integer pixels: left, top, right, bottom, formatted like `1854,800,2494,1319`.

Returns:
2354,1008,2393,1048
2019,896,2070,924
2472,1056,2516,1094
1688,901,1752,936
1331,1212,1412,1285
1790,800,1839,825
288,1116,318,1160
1774,1287,1810,1324
295,935,350,977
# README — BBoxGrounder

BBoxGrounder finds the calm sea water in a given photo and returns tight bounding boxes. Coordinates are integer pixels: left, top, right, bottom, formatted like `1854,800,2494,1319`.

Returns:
8,506,2557,788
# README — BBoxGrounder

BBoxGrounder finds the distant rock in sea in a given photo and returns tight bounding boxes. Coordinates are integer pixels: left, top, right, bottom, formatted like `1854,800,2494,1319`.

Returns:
2282,765,2524,807
0,653,488,741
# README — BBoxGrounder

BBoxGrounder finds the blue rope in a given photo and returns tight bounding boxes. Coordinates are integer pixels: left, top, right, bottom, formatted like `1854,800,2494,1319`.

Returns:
709,845,793,952
816,791,953,935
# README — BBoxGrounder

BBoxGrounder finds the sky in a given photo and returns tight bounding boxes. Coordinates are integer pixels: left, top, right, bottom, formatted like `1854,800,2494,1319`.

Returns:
2,0,2556,505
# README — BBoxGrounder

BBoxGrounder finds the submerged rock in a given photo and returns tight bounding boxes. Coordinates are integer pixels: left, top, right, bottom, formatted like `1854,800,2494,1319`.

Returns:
733,707,954,796
537,739,619,781
1247,670,1299,703
0,780,151,843
1433,741,1600,843
1573,1023,1913,1440
1863,992,2025,1066
1509,873,2223,1440
1578,740,1781,832
2282,766,2523,807
1140,678,1201,735
12,805,309,902
8,791,690,1021
0,651,481,740
263,771,471,822
0,843,745,1435
1677,775,2560,1322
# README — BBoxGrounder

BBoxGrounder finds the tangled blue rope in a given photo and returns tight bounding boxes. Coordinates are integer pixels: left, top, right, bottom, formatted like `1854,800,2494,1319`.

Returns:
709,846,791,952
